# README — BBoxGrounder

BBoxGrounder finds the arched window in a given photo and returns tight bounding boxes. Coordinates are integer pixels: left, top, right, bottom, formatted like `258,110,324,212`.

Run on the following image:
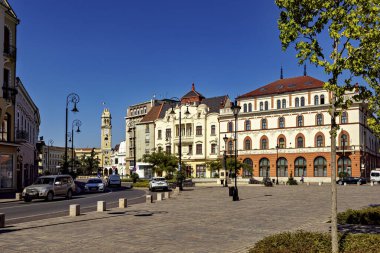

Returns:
248,103,252,112
261,119,267,129
314,157,327,177
340,134,348,147
228,140,233,154
245,120,251,131
316,114,323,125
259,158,270,177
264,101,269,110
277,158,288,177
301,97,305,106
320,94,325,104
243,104,247,112
243,158,253,177
244,138,251,150
316,135,324,147
4,26,10,53
294,157,307,177
282,99,286,108
259,102,263,111
297,115,303,127
338,157,352,177
295,98,300,107
261,137,268,149
278,137,285,148
341,111,348,124
227,122,233,132
279,117,285,128
297,136,304,148
314,95,319,105
277,100,281,109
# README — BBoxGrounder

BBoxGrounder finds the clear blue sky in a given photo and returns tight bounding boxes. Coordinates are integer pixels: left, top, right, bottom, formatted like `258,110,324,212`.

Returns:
11,0,330,148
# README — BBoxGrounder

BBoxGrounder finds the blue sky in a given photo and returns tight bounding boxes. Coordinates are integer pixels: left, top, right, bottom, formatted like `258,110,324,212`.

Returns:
11,0,331,148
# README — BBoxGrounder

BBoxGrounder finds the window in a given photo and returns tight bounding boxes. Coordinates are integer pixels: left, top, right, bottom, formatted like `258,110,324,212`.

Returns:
314,157,327,177
196,126,202,136
228,140,233,154
227,122,233,132
243,158,253,178
188,145,193,155
265,101,269,110
145,125,149,133
282,99,286,108
211,125,216,136
196,164,206,178
316,135,324,147
244,138,251,150
301,97,305,106
341,111,348,124
279,117,285,128
277,100,281,109
295,98,300,107
211,143,217,154
196,144,202,155
278,137,285,148
0,154,13,188
248,103,252,112
316,114,323,125
261,137,268,149
297,136,304,148
277,158,288,177
340,134,348,147
0,114,10,142
261,119,267,129
259,158,270,177
294,157,307,177
245,120,251,130
165,129,171,139
320,95,325,104
338,157,352,177
165,145,171,154
297,115,303,127
314,95,319,105
243,104,247,112
259,102,263,111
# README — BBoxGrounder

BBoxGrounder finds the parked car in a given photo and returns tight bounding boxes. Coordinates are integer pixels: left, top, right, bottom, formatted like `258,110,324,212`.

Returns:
149,177,169,191
22,175,76,202
74,180,86,194
370,170,380,183
336,177,367,185
84,178,106,193
108,174,121,187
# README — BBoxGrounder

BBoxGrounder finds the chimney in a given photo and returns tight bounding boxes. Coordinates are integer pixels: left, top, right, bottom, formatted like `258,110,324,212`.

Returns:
192,83,195,91
304,64,307,76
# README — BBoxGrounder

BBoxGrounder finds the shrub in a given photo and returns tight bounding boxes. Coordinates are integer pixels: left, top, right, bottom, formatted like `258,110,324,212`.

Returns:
338,206,380,225
132,180,149,188
130,173,139,183
341,234,380,253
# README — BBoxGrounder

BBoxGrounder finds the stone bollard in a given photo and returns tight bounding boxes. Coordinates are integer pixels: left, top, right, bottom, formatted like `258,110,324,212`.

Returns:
357,182,361,186
0,213,5,228
306,182,310,186
15,193,21,200
371,181,374,186
119,198,127,208
318,182,323,186
156,193,162,201
344,182,347,186
164,191,170,199
69,204,80,217
97,201,106,212
146,195,153,203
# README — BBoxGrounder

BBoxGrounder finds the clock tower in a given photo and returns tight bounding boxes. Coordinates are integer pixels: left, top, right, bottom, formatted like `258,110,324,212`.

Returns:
101,108,112,168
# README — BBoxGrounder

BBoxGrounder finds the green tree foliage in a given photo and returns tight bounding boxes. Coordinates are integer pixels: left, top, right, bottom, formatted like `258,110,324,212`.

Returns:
142,151,179,176
79,148,100,175
275,1,380,252
205,159,222,178
226,157,250,178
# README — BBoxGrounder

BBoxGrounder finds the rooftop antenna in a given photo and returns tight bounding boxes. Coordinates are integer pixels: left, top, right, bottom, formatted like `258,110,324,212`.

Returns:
280,66,283,79
304,64,307,76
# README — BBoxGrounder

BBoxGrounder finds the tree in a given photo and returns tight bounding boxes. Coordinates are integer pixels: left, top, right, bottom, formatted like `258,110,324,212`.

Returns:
275,1,380,252
79,148,100,175
225,157,250,178
206,159,222,178
142,151,179,176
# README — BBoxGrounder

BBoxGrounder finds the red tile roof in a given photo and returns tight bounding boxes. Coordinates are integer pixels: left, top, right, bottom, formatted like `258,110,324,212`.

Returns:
140,104,164,123
237,76,325,99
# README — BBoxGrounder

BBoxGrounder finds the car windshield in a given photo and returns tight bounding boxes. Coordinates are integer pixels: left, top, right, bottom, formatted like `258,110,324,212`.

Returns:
153,178,165,181
34,177,54,185
87,179,102,184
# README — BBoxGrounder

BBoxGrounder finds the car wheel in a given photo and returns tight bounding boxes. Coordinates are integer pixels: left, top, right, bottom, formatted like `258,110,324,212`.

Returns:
24,196,32,202
339,181,343,185
46,192,54,201
66,190,73,199
118,183,121,188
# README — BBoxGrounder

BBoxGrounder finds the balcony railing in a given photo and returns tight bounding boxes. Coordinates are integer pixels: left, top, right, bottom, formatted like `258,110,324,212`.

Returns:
2,85,18,103
3,45,16,60
16,130,29,143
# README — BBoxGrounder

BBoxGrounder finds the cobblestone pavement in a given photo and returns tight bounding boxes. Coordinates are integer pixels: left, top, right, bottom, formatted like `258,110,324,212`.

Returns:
0,184,379,253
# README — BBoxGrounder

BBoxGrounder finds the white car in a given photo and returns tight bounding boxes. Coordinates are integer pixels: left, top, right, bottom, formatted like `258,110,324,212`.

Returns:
149,177,169,192
84,178,106,192
108,174,121,187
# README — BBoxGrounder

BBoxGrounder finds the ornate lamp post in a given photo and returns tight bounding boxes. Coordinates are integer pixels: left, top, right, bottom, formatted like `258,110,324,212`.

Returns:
231,100,241,201
47,139,54,172
71,119,82,173
64,93,79,174
276,144,279,185
223,134,228,187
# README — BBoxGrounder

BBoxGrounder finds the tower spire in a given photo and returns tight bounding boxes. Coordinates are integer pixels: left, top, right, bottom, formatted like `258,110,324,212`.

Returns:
280,66,283,79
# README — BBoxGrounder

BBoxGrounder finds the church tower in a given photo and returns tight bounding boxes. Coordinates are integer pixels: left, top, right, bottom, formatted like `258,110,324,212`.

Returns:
101,108,112,167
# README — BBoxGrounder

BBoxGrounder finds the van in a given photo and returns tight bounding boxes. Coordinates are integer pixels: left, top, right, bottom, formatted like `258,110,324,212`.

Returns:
370,170,380,183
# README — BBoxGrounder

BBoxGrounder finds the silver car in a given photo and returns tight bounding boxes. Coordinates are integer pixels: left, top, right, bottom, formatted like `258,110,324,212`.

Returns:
84,178,106,192
22,175,76,202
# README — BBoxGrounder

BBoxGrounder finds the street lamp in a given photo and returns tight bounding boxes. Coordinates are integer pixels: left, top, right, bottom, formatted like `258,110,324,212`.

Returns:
223,134,228,187
71,119,82,173
47,139,54,172
276,144,279,185
168,97,190,191
231,100,241,201
127,121,136,175
64,93,79,174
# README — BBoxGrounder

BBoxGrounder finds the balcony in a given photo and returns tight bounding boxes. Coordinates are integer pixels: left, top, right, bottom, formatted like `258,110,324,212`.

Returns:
16,130,29,143
2,85,18,103
3,45,17,60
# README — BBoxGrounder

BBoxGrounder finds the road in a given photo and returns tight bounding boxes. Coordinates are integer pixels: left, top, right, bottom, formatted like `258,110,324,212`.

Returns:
0,186,147,225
